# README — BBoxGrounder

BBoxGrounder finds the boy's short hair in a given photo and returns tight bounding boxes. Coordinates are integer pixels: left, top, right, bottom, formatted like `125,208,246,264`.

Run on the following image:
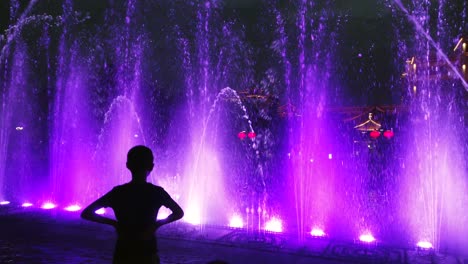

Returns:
126,145,154,172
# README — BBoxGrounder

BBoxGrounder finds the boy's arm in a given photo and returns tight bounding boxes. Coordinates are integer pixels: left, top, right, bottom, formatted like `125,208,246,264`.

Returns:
156,194,184,228
80,192,117,227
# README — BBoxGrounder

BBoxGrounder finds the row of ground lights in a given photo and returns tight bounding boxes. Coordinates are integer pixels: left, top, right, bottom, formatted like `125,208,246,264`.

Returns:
0,200,106,214
226,214,433,249
1,200,433,249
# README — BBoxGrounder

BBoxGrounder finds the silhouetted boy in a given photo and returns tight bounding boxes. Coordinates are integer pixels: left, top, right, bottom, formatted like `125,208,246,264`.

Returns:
81,145,184,264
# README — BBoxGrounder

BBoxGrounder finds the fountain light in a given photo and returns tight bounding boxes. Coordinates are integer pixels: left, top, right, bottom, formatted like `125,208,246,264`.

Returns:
229,215,244,228
247,131,256,139
0,201,10,205
328,153,332,159
157,207,171,220
15,126,24,131
184,208,201,225
265,217,283,233
185,215,201,225
310,228,325,237
416,241,433,249
95,208,106,215
64,205,81,212
359,233,376,243
22,202,33,207
41,202,56,209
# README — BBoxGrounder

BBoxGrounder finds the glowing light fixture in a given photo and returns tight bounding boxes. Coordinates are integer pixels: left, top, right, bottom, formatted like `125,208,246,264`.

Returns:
416,241,433,249
157,207,171,220
15,126,24,131
22,202,33,207
247,131,256,139
359,233,376,243
0,201,10,205
463,64,466,72
95,208,106,215
64,205,81,212
265,217,283,233
229,215,244,228
185,215,201,225
41,202,56,209
413,85,417,93
310,228,325,237
328,153,332,159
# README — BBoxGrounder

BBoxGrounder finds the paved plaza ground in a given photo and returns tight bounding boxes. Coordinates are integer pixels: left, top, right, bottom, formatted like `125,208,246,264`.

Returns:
0,206,466,264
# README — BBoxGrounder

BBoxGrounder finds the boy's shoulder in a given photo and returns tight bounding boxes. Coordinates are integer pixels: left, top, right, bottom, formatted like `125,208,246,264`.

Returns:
112,182,167,194
147,183,166,192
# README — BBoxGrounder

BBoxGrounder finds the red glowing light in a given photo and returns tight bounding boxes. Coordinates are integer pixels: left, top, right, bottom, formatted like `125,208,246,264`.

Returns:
383,130,394,139
248,131,256,138
369,130,380,139
237,131,247,139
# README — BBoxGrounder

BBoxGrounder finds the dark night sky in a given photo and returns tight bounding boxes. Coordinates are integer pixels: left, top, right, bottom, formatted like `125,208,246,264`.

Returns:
1,0,462,107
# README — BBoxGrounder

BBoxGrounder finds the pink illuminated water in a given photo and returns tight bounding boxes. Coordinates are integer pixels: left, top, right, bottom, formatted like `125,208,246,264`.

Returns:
417,241,433,249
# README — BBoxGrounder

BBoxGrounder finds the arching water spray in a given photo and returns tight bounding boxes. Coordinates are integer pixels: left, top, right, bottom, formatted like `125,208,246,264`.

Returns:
184,87,261,227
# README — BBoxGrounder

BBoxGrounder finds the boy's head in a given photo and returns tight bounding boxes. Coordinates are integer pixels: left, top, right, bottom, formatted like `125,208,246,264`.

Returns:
126,145,154,175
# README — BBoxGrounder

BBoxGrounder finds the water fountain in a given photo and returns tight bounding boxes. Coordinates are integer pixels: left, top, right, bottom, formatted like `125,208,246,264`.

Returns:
0,0,467,258
392,0,468,252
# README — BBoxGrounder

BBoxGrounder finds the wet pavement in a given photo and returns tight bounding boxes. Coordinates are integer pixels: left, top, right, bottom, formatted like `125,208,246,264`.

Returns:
0,206,465,264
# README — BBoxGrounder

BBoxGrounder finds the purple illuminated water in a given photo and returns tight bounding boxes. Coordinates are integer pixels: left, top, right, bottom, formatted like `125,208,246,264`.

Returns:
392,0,468,252
0,0,467,255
